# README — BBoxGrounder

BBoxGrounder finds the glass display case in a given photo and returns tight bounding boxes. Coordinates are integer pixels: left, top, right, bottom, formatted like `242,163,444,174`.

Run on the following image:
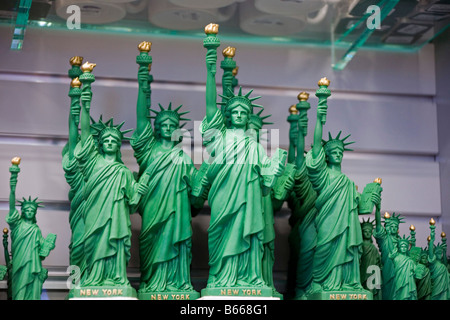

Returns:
1,0,449,69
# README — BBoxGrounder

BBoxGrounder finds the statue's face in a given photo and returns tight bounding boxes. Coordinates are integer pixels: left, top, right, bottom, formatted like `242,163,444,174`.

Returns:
159,118,178,140
102,135,120,155
362,227,373,240
230,105,248,129
435,248,443,260
420,253,428,264
326,147,343,165
386,223,399,235
22,204,37,222
399,242,408,254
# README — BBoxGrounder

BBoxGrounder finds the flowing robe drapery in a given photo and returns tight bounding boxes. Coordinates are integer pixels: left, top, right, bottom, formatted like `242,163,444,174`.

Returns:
6,209,47,300
373,227,398,299
287,163,318,298
415,263,432,300
305,147,363,291
75,135,139,287
131,122,196,292
200,110,269,288
428,256,450,300
390,252,417,300
62,150,86,278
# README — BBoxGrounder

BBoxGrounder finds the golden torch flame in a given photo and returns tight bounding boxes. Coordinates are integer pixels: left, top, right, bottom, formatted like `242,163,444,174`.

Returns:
70,56,83,66
318,77,330,87
298,92,309,101
289,105,298,115
429,218,436,226
3,228,8,235
11,157,21,165
410,225,415,231
427,235,431,242
71,77,81,88
374,177,382,184
138,41,152,53
222,46,236,58
384,212,390,219
81,62,96,73
205,23,219,35
441,232,446,238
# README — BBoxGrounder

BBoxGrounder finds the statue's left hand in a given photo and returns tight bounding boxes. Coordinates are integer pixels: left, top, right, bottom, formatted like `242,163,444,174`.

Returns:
284,175,294,191
274,161,285,177
81,91,92,108
137,182,149,195
370,192,381,210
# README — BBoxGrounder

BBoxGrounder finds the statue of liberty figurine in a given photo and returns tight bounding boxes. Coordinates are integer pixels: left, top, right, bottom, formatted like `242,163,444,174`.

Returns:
281,94,319,300
247,109,290,299
62,56,87,285
415,247,432,300
131,41,202,300
388,235,418,300
360,218,382,299
70,62,148,299
373,211,404,300
200,24,284,297
6,157,56,300
427,219,450,300
305,78,379,299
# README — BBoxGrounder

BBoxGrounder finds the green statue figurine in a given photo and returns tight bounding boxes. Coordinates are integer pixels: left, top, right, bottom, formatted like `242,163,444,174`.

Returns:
2,228,12,299
282,94,319,300
6,157,56,300
248,109,290,299
62,56,87,286
220,46,237,111
305,78,378,299
427,219,450,300
131,41,201,300
360,218,382,300
373,211,404,300
200,24,285,298
415,245,432,300
70,62,148,299
388,235,418,300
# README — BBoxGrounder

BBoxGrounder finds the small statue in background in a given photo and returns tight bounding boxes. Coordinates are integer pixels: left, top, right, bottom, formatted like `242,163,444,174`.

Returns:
415,247,432,300
360,218,382,300
373,211,404,300
427,220,450,300
247,109,290,298
283,94,319,300
6,157,56,300
388,235,418,300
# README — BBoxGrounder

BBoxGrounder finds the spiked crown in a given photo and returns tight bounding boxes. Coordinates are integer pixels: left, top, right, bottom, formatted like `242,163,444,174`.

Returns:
218,87,263,115
361,217,375,230
18,196,44,210
248,108,273,130
90,116,132,145
397,234,411,248
323,131,354,153
384,212,404,226
149,102,190,128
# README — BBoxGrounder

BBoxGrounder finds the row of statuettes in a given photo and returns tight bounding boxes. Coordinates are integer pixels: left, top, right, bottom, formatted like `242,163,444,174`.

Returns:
2,26,450,300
